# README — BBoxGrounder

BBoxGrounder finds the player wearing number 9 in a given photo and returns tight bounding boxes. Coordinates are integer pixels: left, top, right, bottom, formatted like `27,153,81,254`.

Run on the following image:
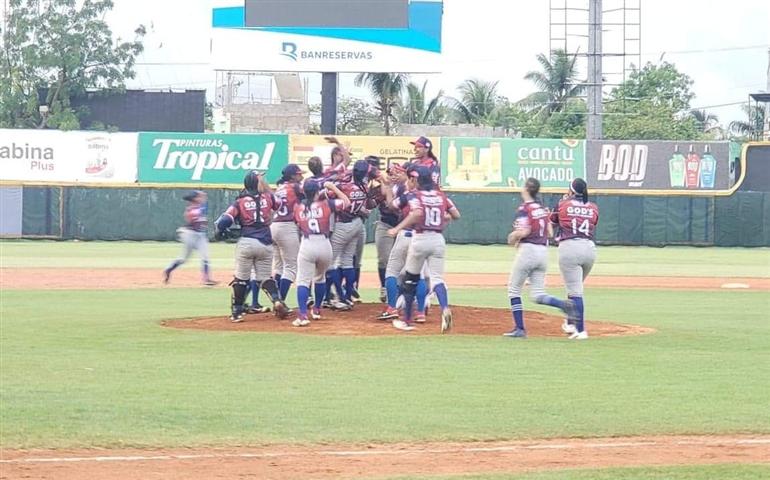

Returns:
291,181,351,327
551,178,599,340
503,178,576,339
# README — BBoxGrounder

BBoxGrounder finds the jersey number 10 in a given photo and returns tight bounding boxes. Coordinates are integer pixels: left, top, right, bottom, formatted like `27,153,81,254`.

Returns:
425,207,442,227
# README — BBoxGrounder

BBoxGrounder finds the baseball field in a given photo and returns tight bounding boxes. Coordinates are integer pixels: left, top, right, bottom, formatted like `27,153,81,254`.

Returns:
1,241,769,479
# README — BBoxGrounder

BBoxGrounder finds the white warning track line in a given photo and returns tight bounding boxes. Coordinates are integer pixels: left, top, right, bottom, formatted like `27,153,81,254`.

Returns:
2,438,769,465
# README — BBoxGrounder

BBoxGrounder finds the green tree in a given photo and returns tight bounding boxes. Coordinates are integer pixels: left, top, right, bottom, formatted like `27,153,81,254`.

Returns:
398,80,443,125
521,49,585,116
451,78,500,125
604,62,703,140
353,73,409,135
728,103,765,139
0,0,145,129
336,97,379,135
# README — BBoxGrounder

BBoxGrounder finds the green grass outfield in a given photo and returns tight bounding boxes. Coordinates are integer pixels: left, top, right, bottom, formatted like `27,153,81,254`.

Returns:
384,464,770,480
1,242,769,452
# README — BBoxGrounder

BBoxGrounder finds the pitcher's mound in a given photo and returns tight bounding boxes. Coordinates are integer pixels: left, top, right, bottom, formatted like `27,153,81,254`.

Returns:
162,304,653,337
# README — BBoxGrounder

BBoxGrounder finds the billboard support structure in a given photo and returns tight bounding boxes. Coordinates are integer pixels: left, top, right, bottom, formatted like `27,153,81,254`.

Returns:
321,72,338,135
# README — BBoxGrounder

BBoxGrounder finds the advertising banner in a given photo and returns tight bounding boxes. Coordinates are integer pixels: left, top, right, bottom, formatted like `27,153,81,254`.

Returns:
439,137,584,189
137,133,289,184
585,141,731,191
0,129,137,184
289,135,418,171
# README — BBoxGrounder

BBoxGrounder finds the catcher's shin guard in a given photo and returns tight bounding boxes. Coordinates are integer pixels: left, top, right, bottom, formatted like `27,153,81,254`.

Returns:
400,272,421,322
230,277,249,315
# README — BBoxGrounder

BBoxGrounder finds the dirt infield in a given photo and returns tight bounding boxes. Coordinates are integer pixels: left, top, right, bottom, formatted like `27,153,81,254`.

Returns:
3,435,768,480
3,268,768,291
163,304,653,338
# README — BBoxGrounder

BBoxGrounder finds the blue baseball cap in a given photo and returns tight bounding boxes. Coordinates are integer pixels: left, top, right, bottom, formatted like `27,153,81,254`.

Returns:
282,164,303,177
410,136,433,150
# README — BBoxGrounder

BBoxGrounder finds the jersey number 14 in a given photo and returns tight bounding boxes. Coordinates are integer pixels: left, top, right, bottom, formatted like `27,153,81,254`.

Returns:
571,218,590,235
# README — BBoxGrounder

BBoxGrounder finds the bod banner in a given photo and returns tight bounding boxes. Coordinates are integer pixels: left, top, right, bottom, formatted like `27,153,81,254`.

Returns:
439,138,585,189
0,129,137,183
586,141,732,191
137,133,289,184
289,135,418,173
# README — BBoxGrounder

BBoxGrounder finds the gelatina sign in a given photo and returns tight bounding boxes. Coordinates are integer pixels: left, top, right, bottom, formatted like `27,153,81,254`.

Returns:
585,141,733,192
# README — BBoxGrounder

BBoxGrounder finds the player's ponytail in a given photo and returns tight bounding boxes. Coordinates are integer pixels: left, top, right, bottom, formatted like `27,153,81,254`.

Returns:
303,181,320,209
570,178,589,204
525,177,541,201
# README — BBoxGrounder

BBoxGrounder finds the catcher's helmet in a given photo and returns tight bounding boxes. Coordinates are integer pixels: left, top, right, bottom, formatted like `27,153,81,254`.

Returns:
243,170,261,192
353,159,371,183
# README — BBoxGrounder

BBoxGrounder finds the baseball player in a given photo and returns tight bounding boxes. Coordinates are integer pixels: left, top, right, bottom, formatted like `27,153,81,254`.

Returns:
271,164,304,301
378,163,430,322
163,190,217,286
410,136,441,187
291,181,351,327
327,160,379,308
387,166,460,332
370,163,405,302
550,178,599,340
504,178,575,339
215,171,289,323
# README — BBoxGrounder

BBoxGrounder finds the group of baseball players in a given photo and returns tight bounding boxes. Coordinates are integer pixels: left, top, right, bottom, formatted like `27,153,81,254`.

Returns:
163,136,599,338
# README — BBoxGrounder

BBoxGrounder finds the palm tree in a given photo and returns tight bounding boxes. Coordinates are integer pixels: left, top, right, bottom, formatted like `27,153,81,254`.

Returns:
728,104,765,138
398,80,444,124
522,49,584,116
451,78,500,125
353,73,409,135
689,109,720,133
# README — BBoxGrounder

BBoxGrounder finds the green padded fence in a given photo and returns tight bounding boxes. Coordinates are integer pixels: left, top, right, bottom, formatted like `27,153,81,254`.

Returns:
18,187,770,246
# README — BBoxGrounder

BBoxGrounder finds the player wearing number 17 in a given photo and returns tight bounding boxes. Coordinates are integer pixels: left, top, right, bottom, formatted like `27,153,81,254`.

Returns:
388,166,460,333
504,178,575,339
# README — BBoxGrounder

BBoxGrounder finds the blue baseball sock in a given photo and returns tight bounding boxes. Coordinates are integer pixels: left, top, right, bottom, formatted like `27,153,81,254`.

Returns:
385,276,399,308
329,269,343,301
571,296,585,332
536,294,567,311
279,278,292,300
354,267,361,290
314,283,326,313
510,297,524,330
250,280,260,307
324,271,333,301
202,261,210,280
342,268,356,302
433,283,449,309
297,286,310,316
166,259,183,273
416,279,427,313
378,267,386,287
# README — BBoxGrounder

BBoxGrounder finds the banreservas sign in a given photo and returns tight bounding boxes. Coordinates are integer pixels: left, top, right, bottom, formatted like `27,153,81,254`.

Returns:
137,133,289,184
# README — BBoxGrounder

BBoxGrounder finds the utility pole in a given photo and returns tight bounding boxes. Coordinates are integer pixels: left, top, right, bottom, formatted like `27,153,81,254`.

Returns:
587,0,603,140
765,48,769,140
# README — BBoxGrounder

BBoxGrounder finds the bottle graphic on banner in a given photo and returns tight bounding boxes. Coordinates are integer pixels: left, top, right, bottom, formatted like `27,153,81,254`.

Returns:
447,140,458,173
668,145,685,187
685,145,701,189
699,145,716,188
489,141,502,183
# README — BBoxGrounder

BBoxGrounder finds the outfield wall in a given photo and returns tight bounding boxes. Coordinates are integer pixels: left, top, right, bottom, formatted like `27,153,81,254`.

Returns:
16,187,770,247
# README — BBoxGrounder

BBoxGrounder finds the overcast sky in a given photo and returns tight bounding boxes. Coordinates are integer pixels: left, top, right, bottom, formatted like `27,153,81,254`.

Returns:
106,0,770,124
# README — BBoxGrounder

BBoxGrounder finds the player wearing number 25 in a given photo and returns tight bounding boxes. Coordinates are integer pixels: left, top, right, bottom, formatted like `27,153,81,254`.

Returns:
551,178,599,340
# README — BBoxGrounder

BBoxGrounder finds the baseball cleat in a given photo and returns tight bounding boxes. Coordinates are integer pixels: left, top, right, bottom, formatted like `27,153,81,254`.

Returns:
350,289,362,303
311,310,322,320
440,308,453,334
503,328,527,338
331,300,352,311
392,319,415,331
273,301,290,319
292,317,310,327
379,287,387,303
246,304,271,314
414,312,426,323
561,320,577,335
162,269,171,284
202,279,218,287
569,330,589,340
321,300,335,310
230,311,245,323
377,307,399,321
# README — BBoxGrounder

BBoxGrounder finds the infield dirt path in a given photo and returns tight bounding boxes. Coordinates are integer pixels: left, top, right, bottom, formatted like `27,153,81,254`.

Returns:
2,268,768,291
3,435,768,480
